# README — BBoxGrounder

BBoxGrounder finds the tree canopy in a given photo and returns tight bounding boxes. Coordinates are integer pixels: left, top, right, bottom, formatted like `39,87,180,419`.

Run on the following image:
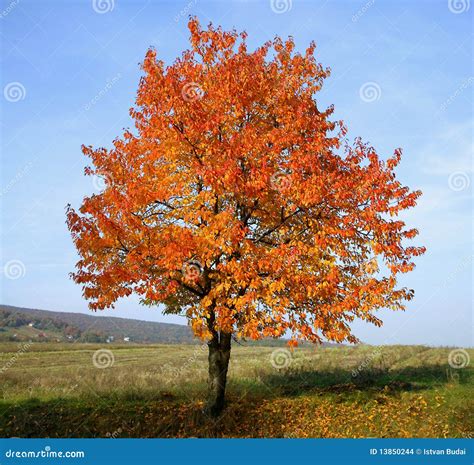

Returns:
67,18,425,347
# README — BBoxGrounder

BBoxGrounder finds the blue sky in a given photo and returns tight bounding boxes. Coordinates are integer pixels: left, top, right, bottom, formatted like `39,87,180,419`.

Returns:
1,0,472,346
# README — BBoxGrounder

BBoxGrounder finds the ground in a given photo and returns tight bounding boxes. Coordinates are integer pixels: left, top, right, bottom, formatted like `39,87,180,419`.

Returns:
0,343,472,438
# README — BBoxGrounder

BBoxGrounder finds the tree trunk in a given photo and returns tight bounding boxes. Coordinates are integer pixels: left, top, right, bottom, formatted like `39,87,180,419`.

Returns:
206,332,231,417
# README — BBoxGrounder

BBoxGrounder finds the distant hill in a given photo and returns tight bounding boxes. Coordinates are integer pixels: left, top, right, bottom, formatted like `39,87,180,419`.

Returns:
0,305,341,347
0,305,195,344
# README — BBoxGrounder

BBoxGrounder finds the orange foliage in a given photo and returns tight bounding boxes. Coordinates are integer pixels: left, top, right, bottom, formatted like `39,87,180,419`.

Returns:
67,18,425,345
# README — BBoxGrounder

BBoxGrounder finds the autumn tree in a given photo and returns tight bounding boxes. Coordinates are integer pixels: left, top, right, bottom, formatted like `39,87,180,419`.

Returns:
67,18,425,416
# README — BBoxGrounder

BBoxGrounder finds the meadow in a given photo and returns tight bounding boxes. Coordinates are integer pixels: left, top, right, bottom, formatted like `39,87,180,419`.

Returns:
0,343,472,438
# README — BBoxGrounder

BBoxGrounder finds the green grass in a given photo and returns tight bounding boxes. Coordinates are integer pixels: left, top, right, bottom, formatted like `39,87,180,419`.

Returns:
0,343,472,438
0,325,66,341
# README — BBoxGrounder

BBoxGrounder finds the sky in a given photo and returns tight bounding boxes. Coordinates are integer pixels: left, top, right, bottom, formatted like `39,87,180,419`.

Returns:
0,0,472,346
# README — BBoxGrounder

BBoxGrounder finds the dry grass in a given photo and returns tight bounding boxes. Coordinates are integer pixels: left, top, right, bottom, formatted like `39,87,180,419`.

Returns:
0,343,472,438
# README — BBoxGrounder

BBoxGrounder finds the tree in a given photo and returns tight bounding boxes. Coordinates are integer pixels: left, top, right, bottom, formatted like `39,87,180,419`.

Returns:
66,18,425,416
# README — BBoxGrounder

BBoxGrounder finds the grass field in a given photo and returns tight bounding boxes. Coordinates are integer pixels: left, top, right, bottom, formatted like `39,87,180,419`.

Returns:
0,342,472,438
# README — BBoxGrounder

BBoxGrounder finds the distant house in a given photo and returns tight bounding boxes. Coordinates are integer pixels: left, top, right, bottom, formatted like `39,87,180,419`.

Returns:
28,322,35,327
123,337,130,342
